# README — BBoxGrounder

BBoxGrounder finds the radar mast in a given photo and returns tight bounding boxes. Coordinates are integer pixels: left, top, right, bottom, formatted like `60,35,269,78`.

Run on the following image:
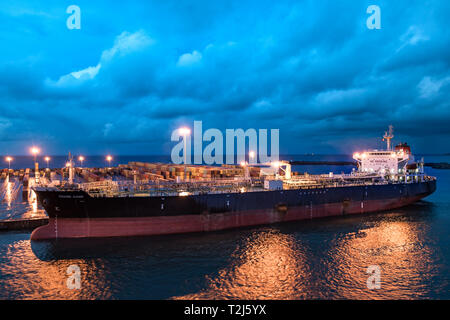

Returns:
383,125,394,150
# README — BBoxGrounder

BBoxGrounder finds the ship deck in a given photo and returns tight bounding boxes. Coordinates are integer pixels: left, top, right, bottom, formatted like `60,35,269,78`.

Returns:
35,173,436,198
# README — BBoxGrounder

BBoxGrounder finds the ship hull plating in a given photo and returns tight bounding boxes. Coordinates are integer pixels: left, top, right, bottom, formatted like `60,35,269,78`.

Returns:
31,180,436,240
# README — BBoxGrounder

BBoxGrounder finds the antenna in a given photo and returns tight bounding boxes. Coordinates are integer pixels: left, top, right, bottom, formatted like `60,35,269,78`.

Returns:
383,125,394,150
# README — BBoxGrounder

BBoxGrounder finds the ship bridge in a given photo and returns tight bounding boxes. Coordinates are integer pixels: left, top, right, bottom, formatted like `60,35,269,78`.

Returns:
352,126,410,175
353,150,409,174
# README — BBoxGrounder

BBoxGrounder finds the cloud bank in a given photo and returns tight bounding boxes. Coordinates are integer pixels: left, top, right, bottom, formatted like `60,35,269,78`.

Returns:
0,0,449,155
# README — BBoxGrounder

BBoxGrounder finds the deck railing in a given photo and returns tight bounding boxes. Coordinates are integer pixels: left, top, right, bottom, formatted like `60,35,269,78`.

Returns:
74,174,435,198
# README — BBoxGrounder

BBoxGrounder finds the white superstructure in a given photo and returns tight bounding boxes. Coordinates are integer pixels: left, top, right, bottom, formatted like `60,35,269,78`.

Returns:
353,126,409,175
353,150,409,174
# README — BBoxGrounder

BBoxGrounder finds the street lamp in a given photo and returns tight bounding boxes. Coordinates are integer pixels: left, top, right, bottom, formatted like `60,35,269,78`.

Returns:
106,155,113,168
249,150,255,164
30,147,40,183
5,156,12,170
78,156,85,167
30,147,40,163
44,156,51,169
179,127,191,181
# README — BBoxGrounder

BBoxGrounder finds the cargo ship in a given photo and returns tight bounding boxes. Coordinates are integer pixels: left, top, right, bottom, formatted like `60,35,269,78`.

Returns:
30,127,436,240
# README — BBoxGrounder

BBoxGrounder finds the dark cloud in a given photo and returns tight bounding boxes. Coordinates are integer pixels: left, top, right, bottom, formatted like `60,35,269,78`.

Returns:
0,0,449,155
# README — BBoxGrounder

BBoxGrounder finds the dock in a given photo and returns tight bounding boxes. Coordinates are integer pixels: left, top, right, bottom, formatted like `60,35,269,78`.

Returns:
424,162,450,169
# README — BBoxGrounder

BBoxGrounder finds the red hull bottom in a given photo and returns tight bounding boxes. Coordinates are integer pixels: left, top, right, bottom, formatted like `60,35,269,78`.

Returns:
30,196,425,240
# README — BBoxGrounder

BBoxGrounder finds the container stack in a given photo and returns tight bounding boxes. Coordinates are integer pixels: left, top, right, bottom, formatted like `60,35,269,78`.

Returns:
0,161,264,184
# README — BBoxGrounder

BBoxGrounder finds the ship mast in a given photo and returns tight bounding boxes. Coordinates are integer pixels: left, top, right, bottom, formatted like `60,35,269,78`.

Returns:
383,125,394,150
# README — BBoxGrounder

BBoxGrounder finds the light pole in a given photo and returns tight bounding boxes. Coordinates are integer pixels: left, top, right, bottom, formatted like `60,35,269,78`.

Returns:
249,150,255,164
44,156,51,169
78,156,85,167
31,147,40,163
30,147,40,183
5,156,12,170
106,155,113,168
179,127,191,181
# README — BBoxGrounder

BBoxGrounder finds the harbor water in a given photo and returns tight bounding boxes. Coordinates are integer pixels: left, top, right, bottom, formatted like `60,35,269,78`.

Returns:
0,155,449,299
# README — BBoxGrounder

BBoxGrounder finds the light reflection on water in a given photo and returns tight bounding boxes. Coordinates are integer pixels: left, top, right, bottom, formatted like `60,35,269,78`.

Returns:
1,166,449,299
174,206,446,300
0,160,449,299
322,218,440,299
175,230,309,299
0,200,448,300
0,177,46,220
0,239,114,299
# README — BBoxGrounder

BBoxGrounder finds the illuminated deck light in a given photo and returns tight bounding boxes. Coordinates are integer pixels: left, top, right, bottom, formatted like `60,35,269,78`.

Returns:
5,156,13,170
78,156,85,167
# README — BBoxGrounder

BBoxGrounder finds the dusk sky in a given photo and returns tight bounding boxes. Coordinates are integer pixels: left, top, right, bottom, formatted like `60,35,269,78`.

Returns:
0,0,449,156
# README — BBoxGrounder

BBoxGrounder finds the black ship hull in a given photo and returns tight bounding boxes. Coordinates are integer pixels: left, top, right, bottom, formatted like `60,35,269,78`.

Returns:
30,179,436,240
